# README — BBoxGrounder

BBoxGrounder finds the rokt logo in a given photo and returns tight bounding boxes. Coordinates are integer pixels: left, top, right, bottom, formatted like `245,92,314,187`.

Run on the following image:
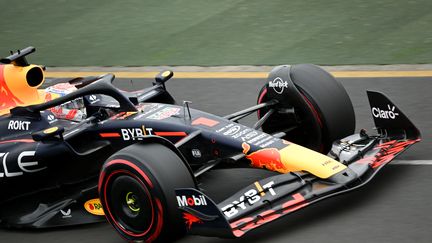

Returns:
8,120,30,131
372,105,399,120
268,77,288,94
177,195,207,207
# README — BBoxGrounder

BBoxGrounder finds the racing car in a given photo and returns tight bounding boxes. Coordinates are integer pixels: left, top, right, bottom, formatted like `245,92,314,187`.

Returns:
0,47,420,242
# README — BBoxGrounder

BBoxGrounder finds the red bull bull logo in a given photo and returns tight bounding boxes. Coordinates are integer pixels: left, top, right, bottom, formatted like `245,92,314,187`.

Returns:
183,212,203,229
242,142,287,173
244,141,348,178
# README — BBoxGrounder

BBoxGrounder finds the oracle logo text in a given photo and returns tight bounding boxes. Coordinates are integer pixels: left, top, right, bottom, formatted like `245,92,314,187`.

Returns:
0,151,46,178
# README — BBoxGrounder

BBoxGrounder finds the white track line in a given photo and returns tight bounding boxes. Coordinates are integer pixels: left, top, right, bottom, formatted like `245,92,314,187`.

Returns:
391,160,432,165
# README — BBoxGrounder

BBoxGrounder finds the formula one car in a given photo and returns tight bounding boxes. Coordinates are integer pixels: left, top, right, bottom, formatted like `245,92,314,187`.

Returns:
0,47,420,242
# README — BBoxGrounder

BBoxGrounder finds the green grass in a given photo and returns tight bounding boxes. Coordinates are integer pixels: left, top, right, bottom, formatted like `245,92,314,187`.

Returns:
1,0,432,66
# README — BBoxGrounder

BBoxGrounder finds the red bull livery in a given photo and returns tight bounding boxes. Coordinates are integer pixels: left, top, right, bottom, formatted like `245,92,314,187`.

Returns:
0,47,420,242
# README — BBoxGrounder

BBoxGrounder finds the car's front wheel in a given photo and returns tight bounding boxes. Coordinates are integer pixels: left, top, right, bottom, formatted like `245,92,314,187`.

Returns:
257,64,355,153
99,142,195,242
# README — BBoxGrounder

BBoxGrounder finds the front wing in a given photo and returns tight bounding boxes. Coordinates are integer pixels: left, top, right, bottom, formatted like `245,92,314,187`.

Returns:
176,137,419,238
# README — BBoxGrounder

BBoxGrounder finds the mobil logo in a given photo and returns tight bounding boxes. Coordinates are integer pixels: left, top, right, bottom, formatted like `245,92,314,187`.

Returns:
177,194,207,207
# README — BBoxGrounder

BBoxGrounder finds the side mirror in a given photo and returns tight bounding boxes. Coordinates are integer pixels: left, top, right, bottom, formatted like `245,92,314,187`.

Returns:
155,70,173,84
32,126,65,142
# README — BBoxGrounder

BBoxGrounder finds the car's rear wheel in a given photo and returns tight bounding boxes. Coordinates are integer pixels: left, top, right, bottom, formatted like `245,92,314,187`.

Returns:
257,64,355,153
99,142,195,242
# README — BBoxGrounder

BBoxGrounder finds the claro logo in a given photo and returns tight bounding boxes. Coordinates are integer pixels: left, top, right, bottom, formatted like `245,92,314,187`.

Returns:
177,195,207,207
372,105,399,120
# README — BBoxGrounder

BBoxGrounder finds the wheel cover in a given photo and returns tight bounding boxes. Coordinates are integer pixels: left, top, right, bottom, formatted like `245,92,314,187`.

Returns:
105,171,155,236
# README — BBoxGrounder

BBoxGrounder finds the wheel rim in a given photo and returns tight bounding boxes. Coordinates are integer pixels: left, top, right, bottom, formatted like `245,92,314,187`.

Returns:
107,173,155,235
126,192,141,213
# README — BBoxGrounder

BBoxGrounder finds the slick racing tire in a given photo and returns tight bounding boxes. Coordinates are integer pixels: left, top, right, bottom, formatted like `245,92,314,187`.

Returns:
99,142,195,242
257,64,355,153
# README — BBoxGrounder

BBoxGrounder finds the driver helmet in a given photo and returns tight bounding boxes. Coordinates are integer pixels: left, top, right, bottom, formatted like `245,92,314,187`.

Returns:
45,83,86,121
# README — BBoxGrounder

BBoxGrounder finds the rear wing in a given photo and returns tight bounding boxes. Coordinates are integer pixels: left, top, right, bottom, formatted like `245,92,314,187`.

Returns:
367,90,420,139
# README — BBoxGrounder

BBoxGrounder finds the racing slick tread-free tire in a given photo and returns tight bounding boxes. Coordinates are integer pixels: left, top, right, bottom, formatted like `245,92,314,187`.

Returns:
99,143,195,242
258,64,355,153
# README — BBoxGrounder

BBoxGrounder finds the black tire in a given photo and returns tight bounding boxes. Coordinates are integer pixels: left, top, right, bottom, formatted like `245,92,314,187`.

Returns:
258,64,355,153
99,142,195,242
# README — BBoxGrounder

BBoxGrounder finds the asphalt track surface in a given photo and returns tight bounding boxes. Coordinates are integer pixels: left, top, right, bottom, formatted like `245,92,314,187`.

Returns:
0,76,431,242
